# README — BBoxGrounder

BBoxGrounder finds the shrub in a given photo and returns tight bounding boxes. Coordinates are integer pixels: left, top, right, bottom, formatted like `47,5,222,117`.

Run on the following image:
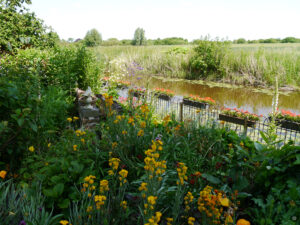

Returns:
187,40,230,80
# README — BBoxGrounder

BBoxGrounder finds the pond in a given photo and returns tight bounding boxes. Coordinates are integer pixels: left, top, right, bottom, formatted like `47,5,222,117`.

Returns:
128,76,300,116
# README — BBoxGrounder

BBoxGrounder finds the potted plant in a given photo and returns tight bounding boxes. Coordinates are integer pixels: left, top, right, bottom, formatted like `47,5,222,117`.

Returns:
153,87,175,101
183,94,216,109
272,109,300,131
129,87,146,98
219,108,261,128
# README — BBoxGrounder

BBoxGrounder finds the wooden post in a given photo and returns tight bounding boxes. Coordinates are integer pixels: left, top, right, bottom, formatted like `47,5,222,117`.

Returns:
180,102,183,122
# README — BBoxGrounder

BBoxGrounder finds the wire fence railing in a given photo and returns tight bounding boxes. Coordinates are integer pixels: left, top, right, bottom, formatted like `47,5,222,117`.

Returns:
118,88,300,145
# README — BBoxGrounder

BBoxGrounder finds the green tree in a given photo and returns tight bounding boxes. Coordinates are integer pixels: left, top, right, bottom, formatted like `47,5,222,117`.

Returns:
84,29,102,47
0,0,59,53
132,27,146,45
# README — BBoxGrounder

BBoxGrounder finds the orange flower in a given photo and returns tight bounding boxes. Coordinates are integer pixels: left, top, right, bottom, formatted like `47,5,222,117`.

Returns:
0,170,7,179
237,219,251,225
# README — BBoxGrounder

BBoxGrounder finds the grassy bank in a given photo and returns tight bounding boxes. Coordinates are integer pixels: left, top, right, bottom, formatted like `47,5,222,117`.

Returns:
93,43,300,88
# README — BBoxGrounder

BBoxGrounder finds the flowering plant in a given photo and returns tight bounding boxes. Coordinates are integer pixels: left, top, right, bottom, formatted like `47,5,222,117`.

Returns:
153,88,175,97
221,107,262,121
185,94,216,105
276,109,300,123
116,80,131,88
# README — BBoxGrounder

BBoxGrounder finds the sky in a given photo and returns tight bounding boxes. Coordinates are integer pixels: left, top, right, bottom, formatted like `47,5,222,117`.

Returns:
28,0,300,41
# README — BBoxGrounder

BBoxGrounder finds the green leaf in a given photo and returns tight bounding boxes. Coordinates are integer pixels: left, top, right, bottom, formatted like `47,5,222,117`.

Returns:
254,142,264,151
53,183,64,197
293,154,300,165
58,198,70,208
201,173,221,184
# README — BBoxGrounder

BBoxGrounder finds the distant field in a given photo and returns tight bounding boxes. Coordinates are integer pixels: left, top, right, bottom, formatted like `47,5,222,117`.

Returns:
93,43,300,88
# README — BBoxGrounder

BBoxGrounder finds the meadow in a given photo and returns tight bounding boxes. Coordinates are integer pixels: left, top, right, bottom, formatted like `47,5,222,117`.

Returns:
93,43,300,89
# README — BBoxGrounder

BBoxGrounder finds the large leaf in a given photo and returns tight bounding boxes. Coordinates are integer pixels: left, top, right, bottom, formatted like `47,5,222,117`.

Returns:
201,173,221,184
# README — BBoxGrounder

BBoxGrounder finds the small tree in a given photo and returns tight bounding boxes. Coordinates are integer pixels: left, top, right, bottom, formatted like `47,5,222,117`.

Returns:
84,29,102,47
132,27,146,45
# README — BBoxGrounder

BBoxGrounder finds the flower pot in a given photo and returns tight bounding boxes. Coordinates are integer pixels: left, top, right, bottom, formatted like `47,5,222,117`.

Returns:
155,93,172,101
275,119,300,131
219,114,256,128
183,98,207,109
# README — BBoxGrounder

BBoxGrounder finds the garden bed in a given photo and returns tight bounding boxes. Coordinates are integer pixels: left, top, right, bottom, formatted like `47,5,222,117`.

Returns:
219,114,256,128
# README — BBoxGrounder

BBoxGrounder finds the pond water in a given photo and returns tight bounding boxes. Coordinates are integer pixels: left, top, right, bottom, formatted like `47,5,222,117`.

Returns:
128,76,300,116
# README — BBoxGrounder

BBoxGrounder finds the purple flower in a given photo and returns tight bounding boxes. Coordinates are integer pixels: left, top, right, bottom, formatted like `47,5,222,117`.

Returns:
19,220,26,225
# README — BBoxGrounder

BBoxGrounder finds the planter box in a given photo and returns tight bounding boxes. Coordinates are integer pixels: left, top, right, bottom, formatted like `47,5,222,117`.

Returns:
132,91,144,98
219,114,256,128
183,98,207,109
275,119,300,131
155,93,172,101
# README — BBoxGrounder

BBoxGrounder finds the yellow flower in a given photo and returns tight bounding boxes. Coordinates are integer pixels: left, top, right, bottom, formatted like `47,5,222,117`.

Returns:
109,158,120,170
219,196,230,207
67,118,72,122
138,182,148,192
122,130,127,135
237,219,251,225
81,138,85,143
47,143,51,148
119,169,128,178
137,129,144,137
0,170,7,179
73,145,77,151
140,121,146,128
147,196,157,205
120,200,127,210
100,179,109,193
128,117,134,124
225,215,233,224
59,220,69,225
86,206,93,213
188,217,195,225
112,142,118,148
167,217,173,225
108,170,114,176
73,116,79,120
28,146,34,152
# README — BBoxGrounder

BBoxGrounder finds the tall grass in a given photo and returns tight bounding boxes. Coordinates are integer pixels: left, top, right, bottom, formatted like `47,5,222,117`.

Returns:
93,44,300,87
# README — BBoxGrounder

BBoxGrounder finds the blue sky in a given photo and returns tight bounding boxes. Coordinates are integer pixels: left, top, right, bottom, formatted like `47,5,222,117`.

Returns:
28,0,300,41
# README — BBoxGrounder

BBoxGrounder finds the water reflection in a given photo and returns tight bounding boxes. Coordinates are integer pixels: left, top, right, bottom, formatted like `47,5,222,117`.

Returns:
130,76,300,116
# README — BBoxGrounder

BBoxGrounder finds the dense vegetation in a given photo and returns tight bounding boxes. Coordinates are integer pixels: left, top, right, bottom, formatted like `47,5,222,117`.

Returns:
94,43,300,88
1,1,300,224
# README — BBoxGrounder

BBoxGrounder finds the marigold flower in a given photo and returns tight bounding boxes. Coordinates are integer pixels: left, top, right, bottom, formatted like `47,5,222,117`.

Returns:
73,145,77,151
28,146,34,152
140,121,146,128
188,217,195,225
73,116,79,120
237,219,250,225
67,118,72,122
139,182,148,192
120,201,127,210
100,179,109,193
0,170,7,179
219,196,230,207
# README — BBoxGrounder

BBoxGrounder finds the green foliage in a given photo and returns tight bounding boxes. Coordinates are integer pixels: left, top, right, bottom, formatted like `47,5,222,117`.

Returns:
84,29,102,47
0,180,63,225
153,37,188,45
132,27,146,46
0,0,59,53
187,40,230,79
102,38,120,46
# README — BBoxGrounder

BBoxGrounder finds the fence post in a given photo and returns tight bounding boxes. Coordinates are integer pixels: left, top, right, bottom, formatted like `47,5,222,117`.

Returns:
180,102,183,122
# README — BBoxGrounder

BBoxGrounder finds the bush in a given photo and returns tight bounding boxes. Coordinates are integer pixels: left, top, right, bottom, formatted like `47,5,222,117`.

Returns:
187,40,230,79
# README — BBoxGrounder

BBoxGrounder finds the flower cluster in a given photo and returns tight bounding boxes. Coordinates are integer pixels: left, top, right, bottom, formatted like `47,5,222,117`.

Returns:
118,169,128,186
197,186,223,224
94,195,106,210
222,107,262,121
99,179,109,193
276,109,300,123
186,94,216,105
82,175,96,193
153,87,175,97
184,192,194,212
176,162,188,185
116,80,131,88
144,140,166,181
144,211,162,225
108,157,120,175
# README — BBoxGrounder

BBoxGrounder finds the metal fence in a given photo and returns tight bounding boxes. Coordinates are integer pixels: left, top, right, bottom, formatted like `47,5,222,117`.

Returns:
118,88,300,145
